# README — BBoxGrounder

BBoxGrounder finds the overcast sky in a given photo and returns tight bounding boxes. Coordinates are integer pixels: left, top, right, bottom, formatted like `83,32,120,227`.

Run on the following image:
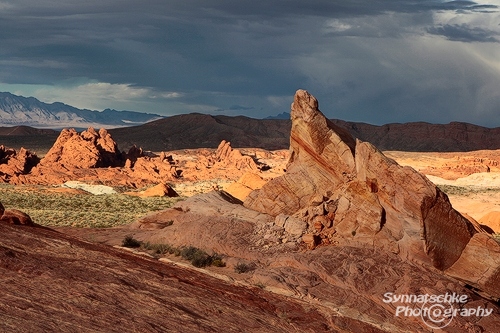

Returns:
0,1,499,126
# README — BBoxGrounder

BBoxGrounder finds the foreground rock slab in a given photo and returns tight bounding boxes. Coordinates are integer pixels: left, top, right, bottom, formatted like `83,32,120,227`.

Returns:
0,222,346,333
130,191,500,333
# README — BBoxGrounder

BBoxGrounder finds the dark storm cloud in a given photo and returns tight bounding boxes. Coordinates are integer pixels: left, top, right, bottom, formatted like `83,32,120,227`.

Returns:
427,24,499,42
0,0,499,125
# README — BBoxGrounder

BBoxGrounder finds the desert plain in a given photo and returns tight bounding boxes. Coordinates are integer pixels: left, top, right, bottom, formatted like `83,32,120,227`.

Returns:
0,90,499,332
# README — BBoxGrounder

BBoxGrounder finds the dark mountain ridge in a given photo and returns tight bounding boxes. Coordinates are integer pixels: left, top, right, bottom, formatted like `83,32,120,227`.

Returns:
332,119,500,152
109,113,500,152
2,113,500,153
109,113,291,151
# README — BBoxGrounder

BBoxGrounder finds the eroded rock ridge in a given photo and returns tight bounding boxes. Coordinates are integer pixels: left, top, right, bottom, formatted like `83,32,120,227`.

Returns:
244,89,500,299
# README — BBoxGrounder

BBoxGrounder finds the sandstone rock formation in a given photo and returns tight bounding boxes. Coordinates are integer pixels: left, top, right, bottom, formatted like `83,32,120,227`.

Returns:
226,172,268,201
214,140,258,171
244,89,500,299
0,201,34,226
38,127,122,169
128,190,500,332
142,183,179,197
125,90,500,331
6,128,180,187
125,183,179,198
123,145,144,168
479,211,500,233
445,233,500,299
0,128,273,191
0,145,39,181
0,209,34,226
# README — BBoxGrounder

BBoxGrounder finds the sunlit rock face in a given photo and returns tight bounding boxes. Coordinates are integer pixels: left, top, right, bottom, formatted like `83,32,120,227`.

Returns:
244,89,500,299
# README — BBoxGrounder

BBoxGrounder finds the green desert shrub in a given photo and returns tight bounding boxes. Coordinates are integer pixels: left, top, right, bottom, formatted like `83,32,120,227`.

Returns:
234,262,255,274
181,246,212,267
179,246,225,268
210,253,226,267
122,235,142,248
142,242,173,255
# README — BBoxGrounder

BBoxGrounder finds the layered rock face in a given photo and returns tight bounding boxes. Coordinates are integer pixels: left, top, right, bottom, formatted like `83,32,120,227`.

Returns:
0,219,335,333
245,90,500,299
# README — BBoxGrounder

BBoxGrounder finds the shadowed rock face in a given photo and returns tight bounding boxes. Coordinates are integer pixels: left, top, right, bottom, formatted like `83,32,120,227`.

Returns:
244,89,500,299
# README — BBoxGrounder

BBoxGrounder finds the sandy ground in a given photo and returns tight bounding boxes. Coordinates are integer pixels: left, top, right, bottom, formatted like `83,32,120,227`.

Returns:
386,151,500,222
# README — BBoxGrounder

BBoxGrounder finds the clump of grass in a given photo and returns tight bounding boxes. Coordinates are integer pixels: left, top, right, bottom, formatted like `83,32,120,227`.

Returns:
211,253,226,267
234,262,255,274
122,238,226,268
122,235,142,248
181,246,213,268
493,234,500,244
142,242,173,255
179,246,226,268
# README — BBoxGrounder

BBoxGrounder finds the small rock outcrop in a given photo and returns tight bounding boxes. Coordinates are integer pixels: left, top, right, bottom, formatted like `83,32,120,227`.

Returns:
479,211,500,233
125,183,179,198
0,201,34,226
0,145,40,179
143,183,179,197
124,145,144,168
214,140,258,171
0,209,34,226
225,172,267,201
244,89,500,299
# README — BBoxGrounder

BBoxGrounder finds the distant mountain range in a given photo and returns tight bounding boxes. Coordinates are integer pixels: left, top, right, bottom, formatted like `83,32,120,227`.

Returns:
0,92,163,128
2,104,500,153
108,114,500,152
265,112,290,120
